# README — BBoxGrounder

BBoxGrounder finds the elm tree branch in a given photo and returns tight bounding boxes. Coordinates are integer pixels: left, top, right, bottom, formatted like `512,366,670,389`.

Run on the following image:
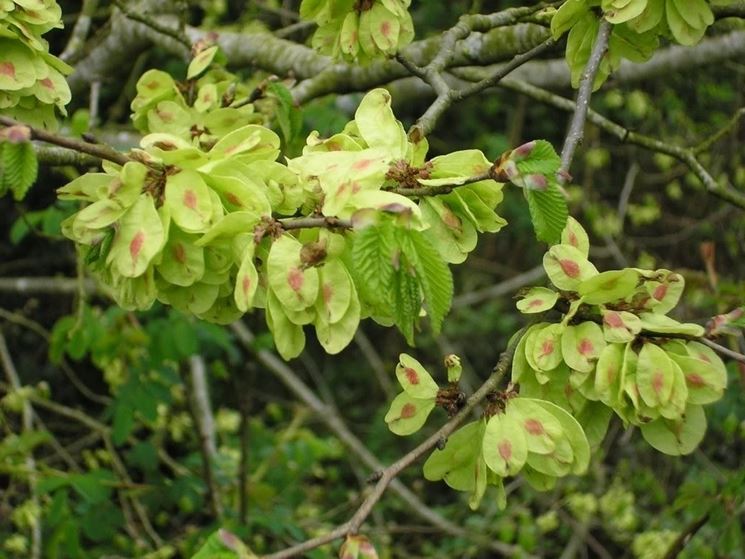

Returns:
559,19,612,179
230,322,526,558
408,36,557,137
257,328,525,559
499,79,745,210
0,116,130,166
113,0,191,53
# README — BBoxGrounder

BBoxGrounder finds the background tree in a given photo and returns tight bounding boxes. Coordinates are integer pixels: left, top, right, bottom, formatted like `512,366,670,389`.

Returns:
1,1,744,558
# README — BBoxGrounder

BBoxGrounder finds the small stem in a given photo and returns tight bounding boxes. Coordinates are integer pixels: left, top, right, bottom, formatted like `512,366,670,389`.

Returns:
559,19,612,180
0,116,130,166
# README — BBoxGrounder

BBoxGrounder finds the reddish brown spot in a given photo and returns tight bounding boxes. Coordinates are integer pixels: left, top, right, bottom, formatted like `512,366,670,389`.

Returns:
381,20,391,38
0,62,15,78
202,93,214,104
326,141,341,151
322,283,333,306
606,366,616,384
539,340,554,357
157,109,174,123
653,284,668,301
568,231,578,247
559,259,580,278
442,210,462,232
351,181,361,194
498,440,513,461
528,299,545,308
404,367,420,385
652,371,665,395
242,275,252,296
183,189,198,210
400,403,417,419
40,77,54,89
525,419,545,435
578,338,594,356
173,243,186,264
686,373,705,387
604,311,624,328
225,192,242,206
352,158,373,171
129,231,145,262
696,352,711,364
144,80,161,90
288,268,304,292
336,182,350,197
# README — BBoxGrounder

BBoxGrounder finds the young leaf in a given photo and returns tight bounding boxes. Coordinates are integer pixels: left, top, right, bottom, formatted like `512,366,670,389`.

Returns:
398,229,453,334
524,184,569,244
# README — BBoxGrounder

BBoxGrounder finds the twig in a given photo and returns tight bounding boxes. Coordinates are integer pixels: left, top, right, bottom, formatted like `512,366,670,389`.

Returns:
617,162,640,229
0,277,98,295
230,322,526,558
261,331,523,559
559,19,612,180
500,79,745,210
60,0,101,63
452,265,546,308
0,331,42,559
34,145,101,167
0,116,129,166
353,329,395,398
186,356,222,518
278,216,353,231
662,512,710,559
113,0,191,52
697,337,745,364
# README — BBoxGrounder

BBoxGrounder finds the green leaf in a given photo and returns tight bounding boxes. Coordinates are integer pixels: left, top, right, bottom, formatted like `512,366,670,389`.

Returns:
638,313,705,337
603,0,648,24
1,141,38,200
561,216,590,257
525,183,569,244
268,81,302,145
551,0,590,39
398,229,453,334
351,222,396,313
666,0,712,45
393,262,420,345
267,234,320,313
640,403,707,455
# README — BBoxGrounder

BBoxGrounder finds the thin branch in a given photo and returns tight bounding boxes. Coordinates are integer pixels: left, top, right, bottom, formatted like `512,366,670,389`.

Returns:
60,0,101,63
113,0,191,52
452,265,546,308
697,337,745,364
277,216,353,231
0,331,42,559
0,116,130,166
559,19,612,179
662,512,710,559
260,330,525,559
0,277,98,295
34,145,101,167
230,322,526,558
186,355,222,518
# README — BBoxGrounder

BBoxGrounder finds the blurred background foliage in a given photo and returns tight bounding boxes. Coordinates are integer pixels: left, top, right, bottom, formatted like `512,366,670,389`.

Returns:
1,1,744,558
